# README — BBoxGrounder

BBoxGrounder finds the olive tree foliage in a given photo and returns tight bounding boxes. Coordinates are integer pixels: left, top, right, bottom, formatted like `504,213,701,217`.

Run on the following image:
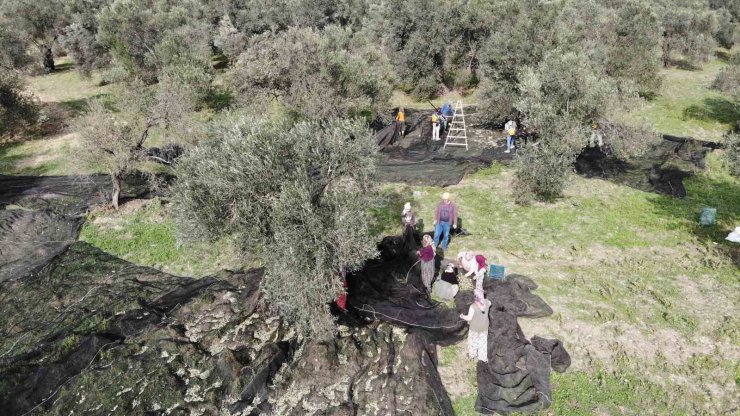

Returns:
96,0,213,88
365,0,471,99
171,116,379,338
712,7,736,48
514,50,658,201
0,71,38,136
58,0,111,77
0,25,37,136
228,26,393,119
0,0,68,72
657,4,718,67
73,97,151,208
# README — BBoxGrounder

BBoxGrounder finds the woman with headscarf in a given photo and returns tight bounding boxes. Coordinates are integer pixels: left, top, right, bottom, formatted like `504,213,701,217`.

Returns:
417,234,436,293
460,288,491,362
401,202,416,229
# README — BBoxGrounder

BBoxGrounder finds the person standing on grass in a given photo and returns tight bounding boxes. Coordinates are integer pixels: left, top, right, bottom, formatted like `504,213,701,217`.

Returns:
417,234,436,293
504,118,517,153
401,202,417,230
396,107,406,137
460,288,491,362
433,192,458,251
431,112,441,141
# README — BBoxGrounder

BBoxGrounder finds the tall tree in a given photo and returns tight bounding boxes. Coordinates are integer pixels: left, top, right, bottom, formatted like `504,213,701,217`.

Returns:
171,116,379,338
228,25,393,119
96,0,212,85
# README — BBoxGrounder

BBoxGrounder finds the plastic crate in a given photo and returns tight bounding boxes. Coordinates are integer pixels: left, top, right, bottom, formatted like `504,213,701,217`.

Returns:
489,264,505,280
700,207,716,226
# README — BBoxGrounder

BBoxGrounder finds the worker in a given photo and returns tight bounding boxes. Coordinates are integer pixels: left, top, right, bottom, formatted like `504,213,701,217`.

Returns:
396,107,406,137
504,119,517,153
433,192,458,251
441,101,454,118
417,234,436,293
401,202,417,229
433,262,460,300
460,288,491,362
431,112,440,141
589,122,603,148
457,251,486,291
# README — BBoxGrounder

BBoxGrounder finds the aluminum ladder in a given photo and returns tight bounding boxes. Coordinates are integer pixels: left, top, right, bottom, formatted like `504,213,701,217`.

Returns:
443,100,468,150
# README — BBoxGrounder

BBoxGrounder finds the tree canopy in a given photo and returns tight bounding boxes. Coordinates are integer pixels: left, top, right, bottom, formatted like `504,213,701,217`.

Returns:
171,117,379,337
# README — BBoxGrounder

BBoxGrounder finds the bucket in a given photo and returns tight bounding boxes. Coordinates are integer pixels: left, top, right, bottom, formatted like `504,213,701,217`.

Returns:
700,207,717,226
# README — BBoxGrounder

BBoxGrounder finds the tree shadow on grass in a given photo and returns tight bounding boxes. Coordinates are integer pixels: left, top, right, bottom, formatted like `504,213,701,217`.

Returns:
682,97,740,125
650,174,740,264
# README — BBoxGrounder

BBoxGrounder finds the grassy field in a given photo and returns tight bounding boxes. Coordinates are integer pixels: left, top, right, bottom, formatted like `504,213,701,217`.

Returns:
421,161,739,415
622,51,739,142
79,198,250,277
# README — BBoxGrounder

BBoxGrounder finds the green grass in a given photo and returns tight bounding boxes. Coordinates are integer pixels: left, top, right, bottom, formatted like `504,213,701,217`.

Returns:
26,57,112,104
79,198,248,277
413,159,738,414
623,56,738,141
391,89,479,110
0,134,87,175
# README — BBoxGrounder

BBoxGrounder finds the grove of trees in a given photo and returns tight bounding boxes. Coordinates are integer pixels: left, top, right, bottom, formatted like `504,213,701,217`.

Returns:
1,0,738,335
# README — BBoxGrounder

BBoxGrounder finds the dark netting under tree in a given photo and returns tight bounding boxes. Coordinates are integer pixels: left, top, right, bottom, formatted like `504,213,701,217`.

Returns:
0,173,152,282
375,108,514,186
576,135,720,197
345,234,571,413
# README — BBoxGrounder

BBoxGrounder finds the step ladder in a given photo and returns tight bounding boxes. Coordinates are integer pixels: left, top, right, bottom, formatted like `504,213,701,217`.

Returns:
443,100,468,150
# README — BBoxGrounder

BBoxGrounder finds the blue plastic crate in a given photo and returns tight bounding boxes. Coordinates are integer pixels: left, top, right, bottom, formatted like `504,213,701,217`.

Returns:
489,264,505,280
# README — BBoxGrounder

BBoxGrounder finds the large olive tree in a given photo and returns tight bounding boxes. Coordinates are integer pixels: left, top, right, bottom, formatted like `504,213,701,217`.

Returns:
228,25,393,119
171,116,379,338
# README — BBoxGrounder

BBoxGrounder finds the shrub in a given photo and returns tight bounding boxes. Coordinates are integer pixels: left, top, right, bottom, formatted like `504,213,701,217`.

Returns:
0,71,38,136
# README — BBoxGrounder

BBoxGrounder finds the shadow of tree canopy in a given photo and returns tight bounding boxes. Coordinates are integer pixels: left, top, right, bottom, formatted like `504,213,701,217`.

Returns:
682,97,740,125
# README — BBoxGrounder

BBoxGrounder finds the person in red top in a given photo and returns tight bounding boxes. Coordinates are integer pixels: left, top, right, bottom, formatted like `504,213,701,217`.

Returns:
433,192,458,251
417,234,436,293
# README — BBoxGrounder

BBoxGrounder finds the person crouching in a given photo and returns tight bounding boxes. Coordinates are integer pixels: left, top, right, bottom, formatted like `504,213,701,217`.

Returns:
433,262,460,300
417,234,436,293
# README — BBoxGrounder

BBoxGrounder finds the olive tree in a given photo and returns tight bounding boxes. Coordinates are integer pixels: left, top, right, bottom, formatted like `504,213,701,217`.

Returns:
659,6,717,67
0,0,68,72
514,50,657,201
59,0,111,77
96,0,212,86
228,25,393,119
73,97,151,208
171,116,379,338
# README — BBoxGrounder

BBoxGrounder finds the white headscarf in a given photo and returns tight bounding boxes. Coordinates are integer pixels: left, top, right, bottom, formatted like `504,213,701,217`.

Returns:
402,202,411,215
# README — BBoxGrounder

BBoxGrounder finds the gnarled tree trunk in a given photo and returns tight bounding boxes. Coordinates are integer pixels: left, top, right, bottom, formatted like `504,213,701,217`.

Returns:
111,173,122,209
